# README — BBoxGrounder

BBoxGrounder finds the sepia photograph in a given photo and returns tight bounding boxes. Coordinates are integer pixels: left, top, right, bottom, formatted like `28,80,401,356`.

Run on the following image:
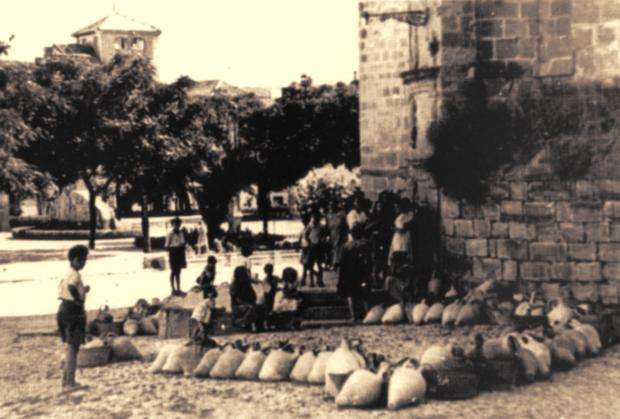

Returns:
1,0,619,417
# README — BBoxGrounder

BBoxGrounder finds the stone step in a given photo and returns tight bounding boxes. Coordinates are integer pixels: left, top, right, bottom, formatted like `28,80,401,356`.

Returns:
301,305,351,320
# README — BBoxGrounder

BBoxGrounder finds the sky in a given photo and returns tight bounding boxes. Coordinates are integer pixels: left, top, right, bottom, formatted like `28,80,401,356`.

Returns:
0,0,360,96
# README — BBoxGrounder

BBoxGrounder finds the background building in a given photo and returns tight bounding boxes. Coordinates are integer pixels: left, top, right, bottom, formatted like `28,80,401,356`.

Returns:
43,11,161,63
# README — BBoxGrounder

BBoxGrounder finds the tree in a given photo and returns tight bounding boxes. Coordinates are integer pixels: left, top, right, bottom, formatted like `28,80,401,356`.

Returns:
185,94,251,245
5,55,166,249
0,58,55,209
104,66,224,252
238,75,359,234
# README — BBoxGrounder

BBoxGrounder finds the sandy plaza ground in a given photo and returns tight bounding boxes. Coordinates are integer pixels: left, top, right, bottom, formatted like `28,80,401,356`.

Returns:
1,317,620,418
0,233,619,418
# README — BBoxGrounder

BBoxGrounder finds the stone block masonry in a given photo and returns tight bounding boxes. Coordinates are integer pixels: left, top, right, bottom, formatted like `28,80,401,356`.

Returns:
438,176,620,305
359,1,620,307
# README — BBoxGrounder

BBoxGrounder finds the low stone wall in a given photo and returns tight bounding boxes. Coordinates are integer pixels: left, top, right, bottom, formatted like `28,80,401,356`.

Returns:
441,173,620,306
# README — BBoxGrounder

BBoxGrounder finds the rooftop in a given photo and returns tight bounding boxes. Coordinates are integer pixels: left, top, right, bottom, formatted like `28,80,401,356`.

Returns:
72,12,161,37
189,80,272,103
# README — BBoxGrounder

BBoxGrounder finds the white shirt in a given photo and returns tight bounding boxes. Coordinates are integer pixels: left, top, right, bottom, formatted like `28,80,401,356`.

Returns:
165,230,186,248
346,209,368,229
58,268,86,302
191,299,214,323
389,212,414,257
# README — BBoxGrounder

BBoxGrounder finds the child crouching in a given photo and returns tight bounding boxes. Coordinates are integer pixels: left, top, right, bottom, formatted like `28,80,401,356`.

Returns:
191,285,218,347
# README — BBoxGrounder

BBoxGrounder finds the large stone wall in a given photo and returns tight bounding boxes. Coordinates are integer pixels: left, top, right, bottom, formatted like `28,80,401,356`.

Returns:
360,0,620,200
440,165,620,304
359,0,620,304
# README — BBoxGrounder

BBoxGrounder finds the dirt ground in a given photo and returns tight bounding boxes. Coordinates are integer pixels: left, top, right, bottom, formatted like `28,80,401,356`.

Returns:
1,315,620,419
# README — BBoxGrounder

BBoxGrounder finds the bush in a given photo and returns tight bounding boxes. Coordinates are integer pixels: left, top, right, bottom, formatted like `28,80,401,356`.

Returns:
293,164,361,212
13,228,135,240
424,79,619,203
9,216,93,230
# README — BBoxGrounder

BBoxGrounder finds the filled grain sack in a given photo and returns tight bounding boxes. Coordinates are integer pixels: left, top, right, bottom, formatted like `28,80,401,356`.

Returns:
139,316,158,335
441,300,462,327
307,347,334,385
547,299,574,332
569,319,602,355
420,343,458,369
258,347,299,382
209,344,246,379
519,334,551,379
289,349,317,383
546,334,577,370
162,343,202,375
382,304,405,324
362,305,385,325
148,344,177,373
77,338,111,368
325,339,365,397
335,364,390,408
455,301,482,326
412,300,429,325
387,359,427,410
193,347,223,378
235,344,268,380
110,337,143,362
424,303,444,324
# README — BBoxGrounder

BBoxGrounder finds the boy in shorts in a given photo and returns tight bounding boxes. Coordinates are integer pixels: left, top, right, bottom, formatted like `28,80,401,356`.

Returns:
57,245,90,391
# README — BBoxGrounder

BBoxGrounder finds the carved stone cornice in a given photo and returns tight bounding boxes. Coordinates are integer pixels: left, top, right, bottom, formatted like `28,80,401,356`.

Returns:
361,8,430,27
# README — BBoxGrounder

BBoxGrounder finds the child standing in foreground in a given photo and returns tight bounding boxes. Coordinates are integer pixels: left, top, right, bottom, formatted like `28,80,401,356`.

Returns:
57,245,90,391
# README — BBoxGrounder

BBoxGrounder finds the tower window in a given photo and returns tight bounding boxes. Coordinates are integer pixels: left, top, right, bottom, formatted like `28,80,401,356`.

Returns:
114,37,129,51
132,37,145,50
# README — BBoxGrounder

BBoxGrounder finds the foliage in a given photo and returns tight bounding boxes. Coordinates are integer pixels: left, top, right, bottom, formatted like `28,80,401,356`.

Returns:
424,79,618,204
3,55,189,248
237,75,359,232
12,228,134,240
293,164,361,213
424,79,531,203
0,60,54,199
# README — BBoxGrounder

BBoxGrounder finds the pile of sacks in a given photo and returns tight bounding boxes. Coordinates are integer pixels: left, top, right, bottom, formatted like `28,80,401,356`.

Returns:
88,300,161,338
362,280,503,327
75,335,143,368
147,306,605,411
361,279,580,329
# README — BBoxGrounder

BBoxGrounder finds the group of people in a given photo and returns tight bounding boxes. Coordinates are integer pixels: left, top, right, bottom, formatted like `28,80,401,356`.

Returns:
55,191,438,390
300,190,440,321
190,251,302,340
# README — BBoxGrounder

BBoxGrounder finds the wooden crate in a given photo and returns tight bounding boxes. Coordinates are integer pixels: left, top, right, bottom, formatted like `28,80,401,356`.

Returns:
158,307,192,339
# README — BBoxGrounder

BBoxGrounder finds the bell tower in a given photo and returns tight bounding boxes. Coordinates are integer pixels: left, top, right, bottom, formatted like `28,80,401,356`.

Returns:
71,11,161,64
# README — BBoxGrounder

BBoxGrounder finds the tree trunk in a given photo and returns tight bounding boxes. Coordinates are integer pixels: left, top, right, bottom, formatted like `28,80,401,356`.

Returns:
194,191,230,249
257,183,270,236
85,180,97,250
140,194,151,253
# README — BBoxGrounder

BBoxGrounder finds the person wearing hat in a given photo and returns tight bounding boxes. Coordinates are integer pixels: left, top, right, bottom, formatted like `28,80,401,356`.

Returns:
165,217,187,296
